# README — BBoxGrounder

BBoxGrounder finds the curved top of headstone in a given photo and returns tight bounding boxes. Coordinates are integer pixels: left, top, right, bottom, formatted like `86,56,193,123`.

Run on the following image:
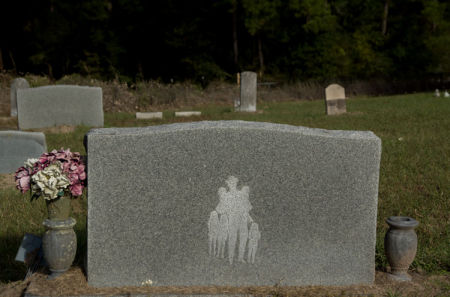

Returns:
10,78,30,117
11,78,30,88
325,84,345,100
0,130,46,147
86,120,379,141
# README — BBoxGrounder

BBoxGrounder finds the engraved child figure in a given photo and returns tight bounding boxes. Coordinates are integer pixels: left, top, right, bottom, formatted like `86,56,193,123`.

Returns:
247,222,261,264
208,210,219,256
217,214,229,258
215,176,253,264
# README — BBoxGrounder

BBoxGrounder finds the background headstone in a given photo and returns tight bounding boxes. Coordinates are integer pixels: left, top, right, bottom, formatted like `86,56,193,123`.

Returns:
85,121,381,288
17,85,104,129
238,72,257,112
10,78,30,117
175,111,201,117
0,131,46,173
325,84,346,115
136,112,163,120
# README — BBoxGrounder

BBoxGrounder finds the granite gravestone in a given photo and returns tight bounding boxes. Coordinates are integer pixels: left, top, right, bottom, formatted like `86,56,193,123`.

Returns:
0,131,46,173
17,85,104,129
237,72,257,112
325,84,346,115
85,121,381,288
136,112,163,120
175,111,202,117
10,78,30,117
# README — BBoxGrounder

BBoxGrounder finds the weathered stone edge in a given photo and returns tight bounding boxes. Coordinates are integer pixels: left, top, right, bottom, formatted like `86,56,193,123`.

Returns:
17,85,102,94
85,120,379,141
0,130,47,151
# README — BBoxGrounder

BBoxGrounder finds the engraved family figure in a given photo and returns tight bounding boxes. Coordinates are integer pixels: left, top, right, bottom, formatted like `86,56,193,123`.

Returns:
208,176,261,264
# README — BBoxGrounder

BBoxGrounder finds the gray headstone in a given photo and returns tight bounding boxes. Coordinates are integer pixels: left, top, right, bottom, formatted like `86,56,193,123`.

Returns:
136,112,163,120
0,131,46,173
85,121,381,288
175,111,202,117
325,84,346,115
10,78,30,117
17,85,104,130
238,72,257,112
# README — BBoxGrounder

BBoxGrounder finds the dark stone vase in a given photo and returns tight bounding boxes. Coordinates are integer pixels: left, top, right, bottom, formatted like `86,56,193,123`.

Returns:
384,216,419,281
42,218,77,279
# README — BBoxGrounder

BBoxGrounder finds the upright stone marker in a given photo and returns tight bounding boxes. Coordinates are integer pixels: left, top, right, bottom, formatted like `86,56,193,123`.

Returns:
238,71,257,112
325,84,346,115
0,131,46,173
85,121,381,288
17,85,104,129
10,78,30,117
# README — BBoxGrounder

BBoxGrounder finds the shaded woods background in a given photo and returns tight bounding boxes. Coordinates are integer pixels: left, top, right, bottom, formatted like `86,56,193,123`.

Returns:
1,0,449,86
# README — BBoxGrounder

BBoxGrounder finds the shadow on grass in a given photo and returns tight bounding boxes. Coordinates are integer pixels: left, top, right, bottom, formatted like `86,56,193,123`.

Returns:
0,228,86,283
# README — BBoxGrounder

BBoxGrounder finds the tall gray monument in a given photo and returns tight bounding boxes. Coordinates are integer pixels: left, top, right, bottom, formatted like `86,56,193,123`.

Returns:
237,71,257,112
17,85,104,129
85,121,381,288
325,84,346,115
0,131,46,173
10,78,30,117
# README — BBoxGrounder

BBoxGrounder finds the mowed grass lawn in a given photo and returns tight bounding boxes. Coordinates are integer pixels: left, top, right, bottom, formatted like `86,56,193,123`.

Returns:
0,93,449,284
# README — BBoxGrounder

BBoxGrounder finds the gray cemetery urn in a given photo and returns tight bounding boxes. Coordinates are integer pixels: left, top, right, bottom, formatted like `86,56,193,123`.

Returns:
238,72,257,112
17,85,104,130
0,131,46,173
325,84,346,115
10,78,30,117
85,121,381,288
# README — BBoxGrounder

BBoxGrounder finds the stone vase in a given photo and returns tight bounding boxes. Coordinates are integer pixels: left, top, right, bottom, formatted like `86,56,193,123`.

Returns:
384,216,419,281
42,195,77,279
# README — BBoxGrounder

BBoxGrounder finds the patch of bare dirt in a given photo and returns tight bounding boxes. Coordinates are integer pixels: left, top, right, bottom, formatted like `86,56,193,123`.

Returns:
0,279,31,297
0,117,18,130
0,267,445,297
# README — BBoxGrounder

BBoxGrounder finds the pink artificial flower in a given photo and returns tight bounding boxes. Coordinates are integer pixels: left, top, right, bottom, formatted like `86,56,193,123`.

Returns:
70,183,83,196
15,167,31,193
16,148,87,198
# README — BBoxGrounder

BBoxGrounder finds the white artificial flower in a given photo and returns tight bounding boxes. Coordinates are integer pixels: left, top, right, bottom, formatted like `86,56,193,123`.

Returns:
31,163,70,200
24,158,39,169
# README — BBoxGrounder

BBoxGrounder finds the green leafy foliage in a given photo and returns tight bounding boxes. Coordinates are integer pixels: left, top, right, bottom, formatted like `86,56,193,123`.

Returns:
0,0,449,82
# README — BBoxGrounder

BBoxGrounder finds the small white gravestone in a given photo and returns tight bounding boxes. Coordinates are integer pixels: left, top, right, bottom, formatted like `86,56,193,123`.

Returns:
175,111,201,117
238,71,257,112
325,84,346,115
10,78,30,117
444,90,449,98
136,112,163,120
435,89,440,97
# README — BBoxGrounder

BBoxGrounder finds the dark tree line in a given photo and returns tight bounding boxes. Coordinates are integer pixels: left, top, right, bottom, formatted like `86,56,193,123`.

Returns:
1,0,449,83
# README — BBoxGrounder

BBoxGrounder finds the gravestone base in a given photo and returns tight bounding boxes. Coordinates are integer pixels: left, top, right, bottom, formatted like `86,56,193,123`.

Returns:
22,267,423,297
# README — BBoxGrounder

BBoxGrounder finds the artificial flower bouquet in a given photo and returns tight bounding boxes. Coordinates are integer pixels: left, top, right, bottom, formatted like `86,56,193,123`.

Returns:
15,148,86,200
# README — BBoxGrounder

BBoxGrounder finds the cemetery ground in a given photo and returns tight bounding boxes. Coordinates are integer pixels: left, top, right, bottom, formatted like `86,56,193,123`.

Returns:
0,93,449,296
